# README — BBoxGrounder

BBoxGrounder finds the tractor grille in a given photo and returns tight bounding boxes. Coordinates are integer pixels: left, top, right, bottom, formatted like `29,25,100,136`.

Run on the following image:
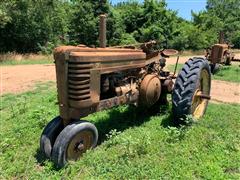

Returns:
68,62,93,101
211,46,222,61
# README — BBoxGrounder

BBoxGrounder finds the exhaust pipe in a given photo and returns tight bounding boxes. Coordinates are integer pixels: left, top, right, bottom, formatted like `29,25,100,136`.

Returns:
219,31,224,44
99,14,107,48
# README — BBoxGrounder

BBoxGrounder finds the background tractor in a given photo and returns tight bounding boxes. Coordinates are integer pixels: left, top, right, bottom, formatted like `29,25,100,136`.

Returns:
40,15,211,167
205,32,235,73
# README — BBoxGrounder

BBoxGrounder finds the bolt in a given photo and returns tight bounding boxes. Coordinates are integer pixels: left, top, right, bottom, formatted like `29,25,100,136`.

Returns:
77,143,84,151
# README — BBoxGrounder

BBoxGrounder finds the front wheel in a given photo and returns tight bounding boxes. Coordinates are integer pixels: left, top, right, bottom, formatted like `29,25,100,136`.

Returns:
210,63,220,74
172,57,211,124
40,116,64,158
51,120,98,167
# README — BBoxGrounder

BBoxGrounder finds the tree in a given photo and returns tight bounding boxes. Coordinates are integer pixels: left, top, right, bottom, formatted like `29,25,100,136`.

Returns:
0,0,14,28
114,0,180,48
0,0,71,52
0,0,239,52
192,0,240,48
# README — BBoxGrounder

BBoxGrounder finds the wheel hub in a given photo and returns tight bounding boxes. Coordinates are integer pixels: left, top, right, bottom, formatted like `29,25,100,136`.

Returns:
75,141,85,152
67,130,93,161
191,69,210,119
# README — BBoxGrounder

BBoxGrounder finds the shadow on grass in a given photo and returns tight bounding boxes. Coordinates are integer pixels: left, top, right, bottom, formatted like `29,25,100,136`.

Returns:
94,103,177,143
35,148,48,165
35,103,176,168
160,112,176,128
35,148,63,171
94,105,151,144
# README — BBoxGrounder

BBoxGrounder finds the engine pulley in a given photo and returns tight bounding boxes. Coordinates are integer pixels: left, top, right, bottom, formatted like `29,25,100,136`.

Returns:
139,74,161,107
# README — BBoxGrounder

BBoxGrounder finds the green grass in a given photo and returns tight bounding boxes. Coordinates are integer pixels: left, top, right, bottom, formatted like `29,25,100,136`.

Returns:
0,53,53,66
0,58,53,66
167,63,240,83
213,65,240,83
0,83,240,179
167,63,184,74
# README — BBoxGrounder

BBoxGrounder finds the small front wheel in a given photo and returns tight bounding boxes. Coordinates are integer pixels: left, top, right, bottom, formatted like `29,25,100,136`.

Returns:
40,116,64,158
210,63,220,74
51,121,98,167
172,57,211,123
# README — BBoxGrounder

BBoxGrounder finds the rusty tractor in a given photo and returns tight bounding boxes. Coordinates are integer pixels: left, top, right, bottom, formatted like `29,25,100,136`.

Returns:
40,15,211,167
205,32,235,73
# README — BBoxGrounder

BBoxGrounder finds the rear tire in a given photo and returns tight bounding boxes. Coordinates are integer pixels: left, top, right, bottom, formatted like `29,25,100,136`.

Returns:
172,57,211,124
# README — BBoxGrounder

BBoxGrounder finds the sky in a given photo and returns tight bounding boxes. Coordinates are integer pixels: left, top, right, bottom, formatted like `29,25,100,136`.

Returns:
110,0,207,21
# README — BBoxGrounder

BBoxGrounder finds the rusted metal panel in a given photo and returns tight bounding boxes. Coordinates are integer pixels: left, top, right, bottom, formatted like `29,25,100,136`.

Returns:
69,94,90,100
69,99,93,109
98,63,145,74
161,49,178,57
210,44,228,64
139,74,161,107
54,46,143,54
68,89,90,95
53,43,176,126
68,69,91,74
68,84,90,89
68,79,90,85
54,50,70,125
98,92,139,111
90,69,100,104
69,52,146,62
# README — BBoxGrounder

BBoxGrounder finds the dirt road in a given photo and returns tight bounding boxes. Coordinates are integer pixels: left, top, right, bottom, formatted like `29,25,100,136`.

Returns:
1,64,55,95
167,55,205,65
1,62,239,104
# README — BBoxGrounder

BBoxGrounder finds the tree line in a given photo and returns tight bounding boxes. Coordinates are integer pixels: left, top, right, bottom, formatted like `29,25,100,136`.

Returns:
0,0,239,53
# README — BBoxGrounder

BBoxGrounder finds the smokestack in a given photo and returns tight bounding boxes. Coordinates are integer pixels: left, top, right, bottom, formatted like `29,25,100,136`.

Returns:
219,31,224,44
99,14,107,48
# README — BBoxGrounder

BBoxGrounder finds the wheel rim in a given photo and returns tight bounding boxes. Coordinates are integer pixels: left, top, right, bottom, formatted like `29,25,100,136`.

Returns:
191,69,210,119
66,130,94,161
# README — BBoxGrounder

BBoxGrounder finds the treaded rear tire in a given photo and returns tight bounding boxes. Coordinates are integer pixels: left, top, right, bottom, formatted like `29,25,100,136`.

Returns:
172,57,211,124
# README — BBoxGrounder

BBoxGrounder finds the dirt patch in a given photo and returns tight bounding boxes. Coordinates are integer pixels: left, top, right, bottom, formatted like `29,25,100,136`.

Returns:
234,53,240,59
211,80,240,104
1,64,56,95
1,63,239,104
167,55,205,66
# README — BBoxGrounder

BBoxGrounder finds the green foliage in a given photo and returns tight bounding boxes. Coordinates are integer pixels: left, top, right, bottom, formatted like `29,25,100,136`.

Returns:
106,7,126,45
119,33,137,45
0,83,240,179
167,63,184,74
0,0,13,28
231,31,240,48
69,1,101,46
167,63,240,83
0,0,239,52
170,22,214,50
0,58,53,66
213,65,240,83
0,0,71,52
193,0,240,48
0,53,53,65
115,0,181,49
